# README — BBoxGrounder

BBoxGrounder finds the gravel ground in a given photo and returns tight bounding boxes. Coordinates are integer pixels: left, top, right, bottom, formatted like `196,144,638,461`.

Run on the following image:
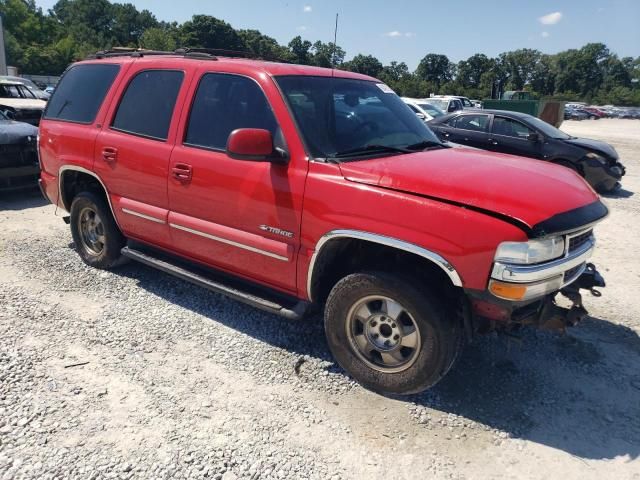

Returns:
1,118,639,480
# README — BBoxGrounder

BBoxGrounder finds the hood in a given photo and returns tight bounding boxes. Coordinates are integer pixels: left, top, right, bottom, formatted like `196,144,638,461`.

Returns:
0,120,39,144
338,147,600,230
0,98,47,110
564,137,618,159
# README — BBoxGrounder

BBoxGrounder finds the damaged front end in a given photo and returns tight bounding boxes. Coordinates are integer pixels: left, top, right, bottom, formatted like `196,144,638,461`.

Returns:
467,262,606,334
533,263,605,331
466,201,609,334
0,117,40,192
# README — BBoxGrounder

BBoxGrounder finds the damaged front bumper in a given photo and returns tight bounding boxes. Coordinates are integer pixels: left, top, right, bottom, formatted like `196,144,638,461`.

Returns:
467,263,605,332
582,158,626,193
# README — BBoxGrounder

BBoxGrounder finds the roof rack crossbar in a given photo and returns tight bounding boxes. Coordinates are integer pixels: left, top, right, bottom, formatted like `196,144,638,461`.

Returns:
85,46,289,63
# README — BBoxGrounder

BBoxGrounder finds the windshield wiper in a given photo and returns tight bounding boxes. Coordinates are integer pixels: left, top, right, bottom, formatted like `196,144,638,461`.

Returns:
332,144,412,159
404,140,445,150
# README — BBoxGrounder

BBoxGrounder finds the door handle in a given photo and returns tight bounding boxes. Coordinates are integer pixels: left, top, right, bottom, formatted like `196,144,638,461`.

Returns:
487,138,498,145
172,163,193,182
102,147,118,162
443,132,450,137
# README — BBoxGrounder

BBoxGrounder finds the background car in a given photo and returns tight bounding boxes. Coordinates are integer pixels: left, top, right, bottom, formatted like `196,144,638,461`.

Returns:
0,110,39,191
402,97,445,121
0,75,50,100
0,80,47,126
565,107,589,120
428,109,625,192
426,96,464,113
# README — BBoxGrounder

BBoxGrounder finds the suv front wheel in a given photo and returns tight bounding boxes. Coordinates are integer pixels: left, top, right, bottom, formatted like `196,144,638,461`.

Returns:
70,191,126,269
324,272,462,395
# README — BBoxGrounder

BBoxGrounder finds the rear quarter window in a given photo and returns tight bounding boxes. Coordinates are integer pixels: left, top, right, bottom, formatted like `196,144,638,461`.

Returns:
44,64,120,124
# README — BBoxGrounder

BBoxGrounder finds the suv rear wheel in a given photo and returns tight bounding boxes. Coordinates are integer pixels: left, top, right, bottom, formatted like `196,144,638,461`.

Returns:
324,272,462,395
70,191,125,269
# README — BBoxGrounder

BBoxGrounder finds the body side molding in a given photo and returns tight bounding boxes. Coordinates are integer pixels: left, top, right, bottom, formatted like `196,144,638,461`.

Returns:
306,229,463,301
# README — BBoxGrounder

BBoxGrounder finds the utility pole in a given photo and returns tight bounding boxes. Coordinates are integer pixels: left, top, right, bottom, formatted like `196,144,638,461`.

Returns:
0,16,7,75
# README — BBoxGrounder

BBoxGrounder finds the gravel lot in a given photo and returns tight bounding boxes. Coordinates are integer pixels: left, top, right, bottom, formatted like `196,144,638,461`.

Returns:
1,118,639,480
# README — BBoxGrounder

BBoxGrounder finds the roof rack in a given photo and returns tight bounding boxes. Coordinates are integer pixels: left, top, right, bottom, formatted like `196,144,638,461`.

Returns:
86,46,290,63
87,48,176,59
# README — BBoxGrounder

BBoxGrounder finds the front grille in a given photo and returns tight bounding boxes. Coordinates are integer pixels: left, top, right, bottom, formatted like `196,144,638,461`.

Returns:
568,230,593,253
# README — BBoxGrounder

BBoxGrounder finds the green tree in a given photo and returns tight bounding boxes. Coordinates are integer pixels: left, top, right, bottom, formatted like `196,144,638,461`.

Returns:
179,15,244,51
499,48,542,90
287,36,312,64
309,41,344,67
238,29,291,61
139,26,178,51
416,54,453,88
456,53,493,88
111,3,157,46
341,54,383,77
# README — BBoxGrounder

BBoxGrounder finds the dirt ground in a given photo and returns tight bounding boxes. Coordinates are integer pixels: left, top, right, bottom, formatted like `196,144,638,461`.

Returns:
0,119,639,479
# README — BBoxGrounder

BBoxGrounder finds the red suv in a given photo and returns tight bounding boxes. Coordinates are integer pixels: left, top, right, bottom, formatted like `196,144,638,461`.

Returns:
39,50,607,395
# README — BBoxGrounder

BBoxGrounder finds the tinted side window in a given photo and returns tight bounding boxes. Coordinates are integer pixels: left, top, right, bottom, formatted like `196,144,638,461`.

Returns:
112,70,184,141
492,117,534,139
44,64,120,123
445,116,458,127
185,74,277,150
455,114,489,132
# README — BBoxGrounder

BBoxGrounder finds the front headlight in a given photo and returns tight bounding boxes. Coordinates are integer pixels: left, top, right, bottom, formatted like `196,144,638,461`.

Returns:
494,237,565,265
585,152,608,165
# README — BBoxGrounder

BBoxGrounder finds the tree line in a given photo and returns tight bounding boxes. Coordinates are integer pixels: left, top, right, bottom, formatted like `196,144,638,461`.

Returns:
2,0,639,105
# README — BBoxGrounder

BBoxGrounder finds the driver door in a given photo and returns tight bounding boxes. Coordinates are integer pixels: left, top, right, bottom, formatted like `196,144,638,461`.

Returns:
488,115,542,158
167,71,305,293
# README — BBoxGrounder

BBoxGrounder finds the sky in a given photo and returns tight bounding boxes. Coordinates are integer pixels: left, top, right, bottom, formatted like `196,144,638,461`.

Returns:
35,0,640,70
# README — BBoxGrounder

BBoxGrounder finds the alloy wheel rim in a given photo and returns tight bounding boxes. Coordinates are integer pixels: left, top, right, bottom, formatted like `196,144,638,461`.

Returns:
78,207,106,256
345,295,421,373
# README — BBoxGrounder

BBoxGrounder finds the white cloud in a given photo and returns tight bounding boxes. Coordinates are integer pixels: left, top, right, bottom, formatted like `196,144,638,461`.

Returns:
384,31,404,37
303,5,312,12
541,31,550,38
296,25,307,31
539,11,562,25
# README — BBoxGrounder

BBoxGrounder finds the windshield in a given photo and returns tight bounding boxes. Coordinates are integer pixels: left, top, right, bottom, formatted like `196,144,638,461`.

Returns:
418,103,444,117
528,116,571,139
276,76,442,159
427,99,449,112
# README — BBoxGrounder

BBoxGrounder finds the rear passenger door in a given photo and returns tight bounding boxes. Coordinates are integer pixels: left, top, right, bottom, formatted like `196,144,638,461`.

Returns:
449,113,491,149
167,72,305,294
94,66,187,249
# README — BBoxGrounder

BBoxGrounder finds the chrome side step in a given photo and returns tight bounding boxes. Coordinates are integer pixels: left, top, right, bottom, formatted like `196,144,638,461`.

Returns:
121,246,310,320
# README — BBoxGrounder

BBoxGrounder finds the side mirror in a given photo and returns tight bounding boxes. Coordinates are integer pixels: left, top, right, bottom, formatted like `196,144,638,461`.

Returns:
226,128,288,163
448,104,457,112
3,110,15,120
416,112,426,120
527,132,541,142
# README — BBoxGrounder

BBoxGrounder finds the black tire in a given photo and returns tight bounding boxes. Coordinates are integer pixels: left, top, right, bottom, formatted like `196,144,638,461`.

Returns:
324,272,462,395
69,191,126,269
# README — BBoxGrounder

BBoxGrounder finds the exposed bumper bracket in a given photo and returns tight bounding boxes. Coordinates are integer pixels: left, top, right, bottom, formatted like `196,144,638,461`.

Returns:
539,263,605,331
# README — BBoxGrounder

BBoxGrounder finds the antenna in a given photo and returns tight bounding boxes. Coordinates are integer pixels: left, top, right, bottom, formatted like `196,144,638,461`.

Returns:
332,13,339,68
